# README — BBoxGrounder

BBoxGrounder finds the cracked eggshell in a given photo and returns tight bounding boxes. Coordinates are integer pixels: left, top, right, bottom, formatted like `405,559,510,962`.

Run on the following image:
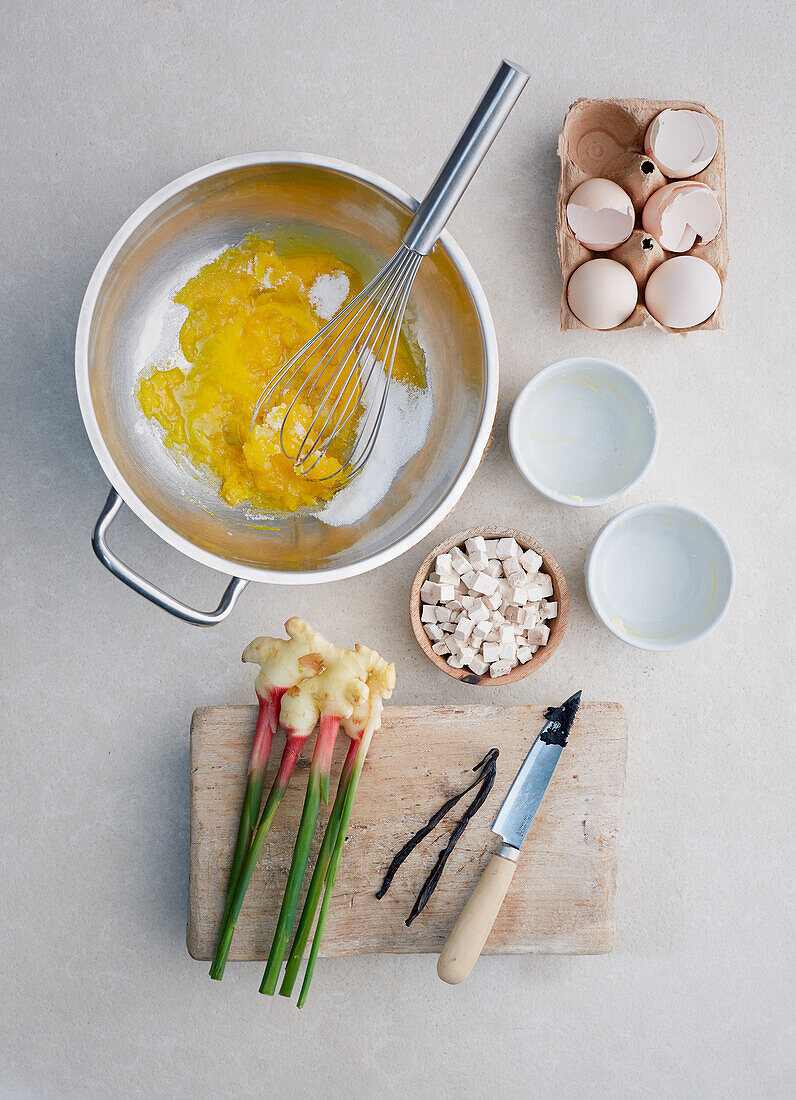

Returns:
609,230,665,285
645,109,718,178
642,181,722,252
566,178,635,252
603,151,667,209
567,259,638,330
644,256,722,329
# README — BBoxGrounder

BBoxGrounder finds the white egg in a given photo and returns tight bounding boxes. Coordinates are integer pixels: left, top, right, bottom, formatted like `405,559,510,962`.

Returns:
644,256,722,329
567,259,638,330
566,178,635,251
644,109,718,179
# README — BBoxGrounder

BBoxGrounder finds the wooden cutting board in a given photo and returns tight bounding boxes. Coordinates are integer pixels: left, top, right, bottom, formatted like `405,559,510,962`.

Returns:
188,703,626,959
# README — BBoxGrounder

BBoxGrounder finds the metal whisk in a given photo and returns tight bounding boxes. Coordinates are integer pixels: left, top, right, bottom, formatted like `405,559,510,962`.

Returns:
250,59,528,480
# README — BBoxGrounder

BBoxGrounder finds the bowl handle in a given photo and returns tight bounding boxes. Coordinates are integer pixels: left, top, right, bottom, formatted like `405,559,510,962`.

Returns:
92,488,249,626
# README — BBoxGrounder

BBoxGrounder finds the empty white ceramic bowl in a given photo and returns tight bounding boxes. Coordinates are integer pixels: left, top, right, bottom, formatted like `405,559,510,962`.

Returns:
585,502,734,651
509,357,658,506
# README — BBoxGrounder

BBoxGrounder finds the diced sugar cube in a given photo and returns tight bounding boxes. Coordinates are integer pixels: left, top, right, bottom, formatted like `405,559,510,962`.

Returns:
504,605,521,623
498,577,512,596
420,580,441,604
460,594,475,610
525,623,550,646
450,546,471,575
447,636,464,657
438,583,456,602
437,571,460,588
472,620,491,643
435,553,453,575
489,659,513,678
496,537,521,560
428,571,441,583
440,622,456,634
498,639,517,662
491,610,505,628
460,645,477,663
447,654,464,668
508,586,529,605
517,646,534,663
498,624,515,645
421,604,437,623
504,555,522,576
454,617,475,641
519,605,540,628
485,627,501,642
461,570,477,589
447,599,464,613
469,549,489,571
506,570,527,589
464,536,487,556
435,606,451,622
520,548,543,572
432,640,451,656
472,572,499,596
484,540,499,556
485,560,502,578
540,600,557,620
470,601,490,624
482,641,501,664
424,623,444,640
524,582,547,601
513,623,526,635
485,591,503,611
467,653,489,676
526,572,554,598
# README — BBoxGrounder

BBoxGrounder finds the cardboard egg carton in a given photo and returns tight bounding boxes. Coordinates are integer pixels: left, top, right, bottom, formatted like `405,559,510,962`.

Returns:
557,98,728,333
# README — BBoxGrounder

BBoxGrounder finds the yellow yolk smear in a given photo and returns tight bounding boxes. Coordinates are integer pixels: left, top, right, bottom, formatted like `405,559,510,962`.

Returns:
136,233,425,513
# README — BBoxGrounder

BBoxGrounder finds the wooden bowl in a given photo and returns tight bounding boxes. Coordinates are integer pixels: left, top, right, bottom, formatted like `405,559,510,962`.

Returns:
409,526,569,686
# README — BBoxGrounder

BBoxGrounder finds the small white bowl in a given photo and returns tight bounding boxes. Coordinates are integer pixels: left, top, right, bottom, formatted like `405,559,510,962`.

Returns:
585,502,734,651
509,357,658,507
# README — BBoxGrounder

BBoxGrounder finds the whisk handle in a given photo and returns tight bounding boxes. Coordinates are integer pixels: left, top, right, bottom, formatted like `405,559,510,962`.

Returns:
401,59,529,256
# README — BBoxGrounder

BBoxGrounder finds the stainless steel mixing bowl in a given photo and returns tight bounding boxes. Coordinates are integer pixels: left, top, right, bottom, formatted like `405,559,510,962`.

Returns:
76,153,498,623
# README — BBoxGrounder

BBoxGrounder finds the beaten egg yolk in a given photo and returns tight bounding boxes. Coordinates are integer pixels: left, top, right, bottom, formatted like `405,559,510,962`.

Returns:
137,234,425,513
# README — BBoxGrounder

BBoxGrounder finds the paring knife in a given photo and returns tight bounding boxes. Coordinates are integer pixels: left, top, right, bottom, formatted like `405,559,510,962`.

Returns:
437,691,582,984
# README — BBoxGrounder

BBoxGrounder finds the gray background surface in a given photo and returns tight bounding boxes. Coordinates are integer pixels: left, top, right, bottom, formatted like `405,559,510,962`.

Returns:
2,1,793,1097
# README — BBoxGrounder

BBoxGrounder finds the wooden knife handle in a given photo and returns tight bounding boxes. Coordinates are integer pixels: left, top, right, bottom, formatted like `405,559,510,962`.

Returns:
437,850,517,984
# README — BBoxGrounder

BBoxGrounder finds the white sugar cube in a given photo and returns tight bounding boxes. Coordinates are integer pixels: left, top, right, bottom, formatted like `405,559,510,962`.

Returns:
518,605,540,628
506,571,527,590
438,583,456,602
428,571,441,583
421,604,437,623
461,570,477,589
469,549,489,571
420,580,441,604
467,653,489,676
540,600,557,619
525,623,550,646
520,548,543,572
424,623,444,640
435,553,453,575
460,645,477,663
472,572,499,596
524,582,547,601
454,617,475,641
496,537,521,560
498,639,517,662
489,659,513,678
450,546,471,575
485,627,501,642
498,624,514,644
504,605,521,623
504,555,522,576
491,610,505,628
447,599,464,613
447,636,464,657
461,594,475,610
484,540,499,556
517,646,534,663
485,560,502,578
440,622,456,634
470,601,490,624
447,654,464,668
472,620,491,643
482,641,501,664
508,586,529,605
464,536,487,556
485,591,503,611
526,572,554,599
432,640,451,656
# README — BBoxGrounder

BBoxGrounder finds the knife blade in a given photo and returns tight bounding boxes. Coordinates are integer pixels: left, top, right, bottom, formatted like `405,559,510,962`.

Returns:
492,690,582,852
437,691,582,984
